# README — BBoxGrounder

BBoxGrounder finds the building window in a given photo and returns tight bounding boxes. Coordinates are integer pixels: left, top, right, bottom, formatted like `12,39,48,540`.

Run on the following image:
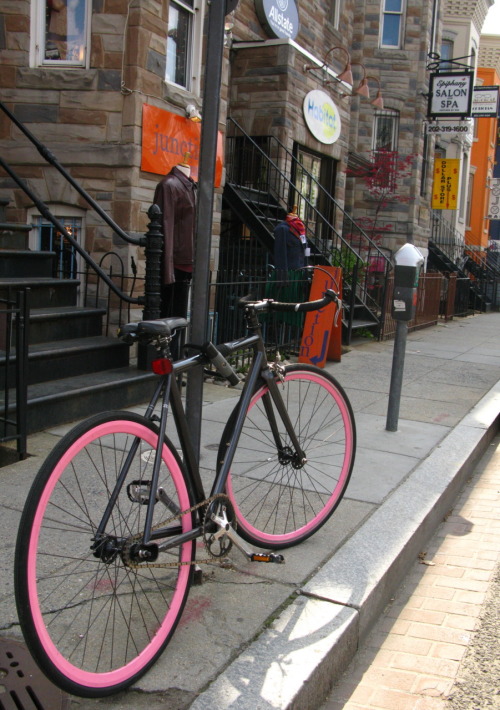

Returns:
372,110,399,191
373,109,399,153
31,215,81,280
380,0,405,48
420,132,429,197
166,0,204,92
330,0,341,28
465,173,474,228
440,39,454,69
458,153,468,221
32,0,90,67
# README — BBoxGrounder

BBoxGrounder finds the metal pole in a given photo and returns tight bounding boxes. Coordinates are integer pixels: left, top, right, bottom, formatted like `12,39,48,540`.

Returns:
185,0,226,460
386,319,408,431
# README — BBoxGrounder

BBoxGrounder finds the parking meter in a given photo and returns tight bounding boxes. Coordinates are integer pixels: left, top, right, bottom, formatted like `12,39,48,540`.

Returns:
391,244,424,321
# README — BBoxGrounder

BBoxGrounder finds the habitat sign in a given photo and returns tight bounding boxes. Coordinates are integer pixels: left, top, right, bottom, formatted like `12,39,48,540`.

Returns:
303,90,341,145
255,0,299,40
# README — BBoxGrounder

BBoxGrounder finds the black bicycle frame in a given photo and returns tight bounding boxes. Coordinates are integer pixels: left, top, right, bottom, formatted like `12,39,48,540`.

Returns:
94,329,305,553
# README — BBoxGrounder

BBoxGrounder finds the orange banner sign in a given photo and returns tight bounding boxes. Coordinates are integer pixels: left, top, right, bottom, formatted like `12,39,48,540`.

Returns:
141,104,223,186
432,158,460,210
299,267,342,367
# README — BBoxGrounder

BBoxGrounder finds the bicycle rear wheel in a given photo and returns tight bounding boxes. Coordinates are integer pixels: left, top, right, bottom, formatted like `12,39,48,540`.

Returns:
221,364,356,549
15,412,194,697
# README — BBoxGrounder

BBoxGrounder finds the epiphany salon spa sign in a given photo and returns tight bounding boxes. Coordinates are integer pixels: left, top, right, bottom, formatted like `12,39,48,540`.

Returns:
428,71,474,118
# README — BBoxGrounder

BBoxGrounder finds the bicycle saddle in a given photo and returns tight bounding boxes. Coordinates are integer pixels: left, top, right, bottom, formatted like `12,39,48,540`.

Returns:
119,317,188,341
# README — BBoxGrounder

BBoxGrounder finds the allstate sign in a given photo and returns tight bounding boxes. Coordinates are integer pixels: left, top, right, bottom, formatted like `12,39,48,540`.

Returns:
303,90,341,145
255,0,299,40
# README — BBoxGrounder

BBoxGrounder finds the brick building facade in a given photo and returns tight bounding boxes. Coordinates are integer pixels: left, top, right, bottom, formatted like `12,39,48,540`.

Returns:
0,0,496,284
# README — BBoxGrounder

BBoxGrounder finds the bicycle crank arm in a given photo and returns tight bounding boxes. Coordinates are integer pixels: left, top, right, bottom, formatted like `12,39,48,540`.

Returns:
211,510,285,564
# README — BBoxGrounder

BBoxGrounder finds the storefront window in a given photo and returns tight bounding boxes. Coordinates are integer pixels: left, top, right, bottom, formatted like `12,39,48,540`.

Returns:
33,0,89,66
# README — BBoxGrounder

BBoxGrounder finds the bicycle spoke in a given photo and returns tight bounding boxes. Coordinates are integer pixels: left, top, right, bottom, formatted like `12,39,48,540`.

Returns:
225,366,355,547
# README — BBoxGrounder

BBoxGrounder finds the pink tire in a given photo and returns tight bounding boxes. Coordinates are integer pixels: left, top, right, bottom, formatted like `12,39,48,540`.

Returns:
15,412,194,697
222,365,356,548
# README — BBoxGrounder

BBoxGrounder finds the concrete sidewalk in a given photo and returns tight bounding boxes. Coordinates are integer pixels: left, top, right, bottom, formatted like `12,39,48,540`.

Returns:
1,312,499,710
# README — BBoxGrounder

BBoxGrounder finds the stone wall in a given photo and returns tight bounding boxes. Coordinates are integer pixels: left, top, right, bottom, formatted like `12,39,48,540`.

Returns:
0,0,170,262
347,0,438,252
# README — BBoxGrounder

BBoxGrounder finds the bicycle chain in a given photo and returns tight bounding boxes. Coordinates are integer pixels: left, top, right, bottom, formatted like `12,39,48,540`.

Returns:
122,492,231,570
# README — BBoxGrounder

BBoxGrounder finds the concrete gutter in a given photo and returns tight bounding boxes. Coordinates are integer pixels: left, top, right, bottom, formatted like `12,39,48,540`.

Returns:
189,382,499,709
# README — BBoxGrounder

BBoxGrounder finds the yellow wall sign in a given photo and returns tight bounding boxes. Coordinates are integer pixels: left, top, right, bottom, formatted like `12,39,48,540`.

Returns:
432,158,460,210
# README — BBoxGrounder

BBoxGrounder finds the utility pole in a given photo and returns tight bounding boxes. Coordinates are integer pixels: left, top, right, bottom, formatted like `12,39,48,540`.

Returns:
185,0,227,459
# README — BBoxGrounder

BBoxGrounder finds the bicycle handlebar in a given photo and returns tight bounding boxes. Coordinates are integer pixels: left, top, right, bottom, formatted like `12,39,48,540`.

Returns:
239,288,339,313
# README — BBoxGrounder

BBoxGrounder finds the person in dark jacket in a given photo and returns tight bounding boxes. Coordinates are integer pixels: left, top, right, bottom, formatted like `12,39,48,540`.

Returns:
153,161,197,320
273,211,308,276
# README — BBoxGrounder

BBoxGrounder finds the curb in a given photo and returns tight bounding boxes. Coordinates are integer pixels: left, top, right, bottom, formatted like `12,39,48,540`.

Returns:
189,382,500,710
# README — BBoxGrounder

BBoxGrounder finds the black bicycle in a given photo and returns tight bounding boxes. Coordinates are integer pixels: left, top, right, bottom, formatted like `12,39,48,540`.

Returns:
14,284,356,697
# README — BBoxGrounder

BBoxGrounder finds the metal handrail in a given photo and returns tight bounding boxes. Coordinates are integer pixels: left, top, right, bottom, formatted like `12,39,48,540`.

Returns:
228,117,391,265
0,100,141,246
226,118,392,337
0,156,143,306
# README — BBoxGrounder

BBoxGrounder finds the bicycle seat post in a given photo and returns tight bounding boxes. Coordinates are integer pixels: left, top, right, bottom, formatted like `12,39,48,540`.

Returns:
141,333,175,545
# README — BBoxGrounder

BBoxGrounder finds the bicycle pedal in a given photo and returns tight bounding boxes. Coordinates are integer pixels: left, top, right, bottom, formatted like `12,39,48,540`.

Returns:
250,552,285,564
192,564,204,586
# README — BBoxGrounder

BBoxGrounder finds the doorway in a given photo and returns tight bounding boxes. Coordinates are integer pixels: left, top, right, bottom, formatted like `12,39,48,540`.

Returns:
293,145,337,241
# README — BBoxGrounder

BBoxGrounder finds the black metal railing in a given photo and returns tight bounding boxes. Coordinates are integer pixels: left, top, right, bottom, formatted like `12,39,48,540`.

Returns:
77,253,144,335
430,211,500,311
209,268,311,371
0,100,163,321
0,289,29,461
225,118,392,336
430,212,467,266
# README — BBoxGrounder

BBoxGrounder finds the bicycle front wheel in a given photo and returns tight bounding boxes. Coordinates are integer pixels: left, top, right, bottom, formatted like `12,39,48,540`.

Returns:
221,364,356,549
15,412,195,698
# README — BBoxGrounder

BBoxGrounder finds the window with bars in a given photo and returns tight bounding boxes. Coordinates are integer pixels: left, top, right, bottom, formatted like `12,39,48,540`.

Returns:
372,110,400,191
373,109,399,153
31,215,81,279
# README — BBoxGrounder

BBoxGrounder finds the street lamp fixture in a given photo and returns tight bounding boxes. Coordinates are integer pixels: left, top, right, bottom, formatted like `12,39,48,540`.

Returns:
367,76,384,109
352,62,370,98
305,47,383,108
304,46,354,85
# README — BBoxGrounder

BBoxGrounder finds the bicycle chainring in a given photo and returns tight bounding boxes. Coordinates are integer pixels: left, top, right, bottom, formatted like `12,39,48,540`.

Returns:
203,496,236,558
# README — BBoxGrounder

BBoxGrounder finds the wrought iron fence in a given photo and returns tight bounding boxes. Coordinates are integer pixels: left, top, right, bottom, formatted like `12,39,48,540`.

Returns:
381,273,446,340
0,289,29,462
81,253,144,335
451,275,473,318
209,269,311,370
226,119,392,336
